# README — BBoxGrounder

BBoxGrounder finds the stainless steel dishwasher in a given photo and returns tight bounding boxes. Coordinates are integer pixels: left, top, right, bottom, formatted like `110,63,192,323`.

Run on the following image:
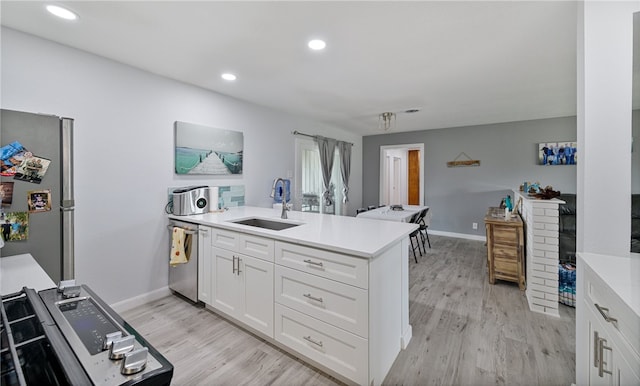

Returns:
167,219,199,303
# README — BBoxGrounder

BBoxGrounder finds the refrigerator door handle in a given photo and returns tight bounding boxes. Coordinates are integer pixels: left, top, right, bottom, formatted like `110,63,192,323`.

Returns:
61,118,75,280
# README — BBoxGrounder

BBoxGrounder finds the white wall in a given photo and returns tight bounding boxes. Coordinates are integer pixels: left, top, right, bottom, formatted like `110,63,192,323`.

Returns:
577,1,639,256
1,28,362,304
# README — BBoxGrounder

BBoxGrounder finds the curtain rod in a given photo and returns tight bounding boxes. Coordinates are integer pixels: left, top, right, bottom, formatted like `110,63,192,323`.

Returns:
292,130,353,146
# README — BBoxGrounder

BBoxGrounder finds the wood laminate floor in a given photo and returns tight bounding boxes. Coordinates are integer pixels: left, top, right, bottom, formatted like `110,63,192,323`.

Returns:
122,235,575,386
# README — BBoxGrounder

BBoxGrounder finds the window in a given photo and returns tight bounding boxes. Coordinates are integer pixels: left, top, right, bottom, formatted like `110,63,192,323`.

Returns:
295,139,343,215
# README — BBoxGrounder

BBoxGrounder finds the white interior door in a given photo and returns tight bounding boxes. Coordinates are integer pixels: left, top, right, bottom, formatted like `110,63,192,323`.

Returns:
379,144,425,206
391,157,401,204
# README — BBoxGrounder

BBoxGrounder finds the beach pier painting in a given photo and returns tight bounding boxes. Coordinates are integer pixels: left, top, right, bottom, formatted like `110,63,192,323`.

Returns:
175,121,243,175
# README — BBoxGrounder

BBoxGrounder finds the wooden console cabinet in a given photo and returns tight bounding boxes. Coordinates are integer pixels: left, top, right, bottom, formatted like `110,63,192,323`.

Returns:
484,207,525,290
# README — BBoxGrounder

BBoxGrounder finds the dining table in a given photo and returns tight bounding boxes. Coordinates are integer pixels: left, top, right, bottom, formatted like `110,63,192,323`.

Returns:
356,205,430,223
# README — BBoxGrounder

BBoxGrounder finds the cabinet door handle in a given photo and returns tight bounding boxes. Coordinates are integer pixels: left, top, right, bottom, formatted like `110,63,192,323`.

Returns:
303,259,323,267
593,330,600,368
594,303,618,323
303,335,323,347
236,257,242,275
232,255,237,274
598,337,613,377
303,293,324,303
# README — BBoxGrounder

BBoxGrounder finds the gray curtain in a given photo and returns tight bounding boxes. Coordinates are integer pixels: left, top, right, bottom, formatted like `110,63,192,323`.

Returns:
337,141,351,204
315,136,336,206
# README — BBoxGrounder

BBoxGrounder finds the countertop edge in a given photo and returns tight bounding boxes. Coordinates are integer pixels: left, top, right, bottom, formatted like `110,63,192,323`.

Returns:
167,208,416,259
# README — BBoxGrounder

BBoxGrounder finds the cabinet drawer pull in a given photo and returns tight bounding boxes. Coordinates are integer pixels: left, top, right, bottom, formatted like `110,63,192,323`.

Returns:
594,303,618,323
598,337,613,377
303,335,323,347
303,259,323,267
303,293,324,303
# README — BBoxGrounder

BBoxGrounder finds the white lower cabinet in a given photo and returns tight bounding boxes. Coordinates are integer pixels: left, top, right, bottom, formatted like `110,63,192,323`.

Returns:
275,303,368,385
207,230,274,338
198,226,211,304
199,227,406,386
577,254,640,386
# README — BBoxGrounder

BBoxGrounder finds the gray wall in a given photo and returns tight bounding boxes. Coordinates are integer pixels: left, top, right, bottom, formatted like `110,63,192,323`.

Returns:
363,116,577,237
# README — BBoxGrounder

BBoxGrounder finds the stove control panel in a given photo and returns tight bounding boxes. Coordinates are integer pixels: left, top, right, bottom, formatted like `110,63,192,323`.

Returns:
39,286,169,386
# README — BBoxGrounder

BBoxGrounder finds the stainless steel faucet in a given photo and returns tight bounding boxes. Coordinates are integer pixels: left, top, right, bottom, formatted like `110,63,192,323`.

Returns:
270,178,289,219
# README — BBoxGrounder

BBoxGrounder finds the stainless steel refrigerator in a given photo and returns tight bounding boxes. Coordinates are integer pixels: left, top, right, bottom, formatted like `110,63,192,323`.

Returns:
0,109,74,283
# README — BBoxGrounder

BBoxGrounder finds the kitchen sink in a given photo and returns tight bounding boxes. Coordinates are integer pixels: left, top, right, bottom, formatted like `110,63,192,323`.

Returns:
230,218,302,231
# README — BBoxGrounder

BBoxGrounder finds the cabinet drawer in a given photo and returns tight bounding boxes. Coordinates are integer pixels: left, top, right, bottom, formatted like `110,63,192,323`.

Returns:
275,265,368,338
238,234,274,262
493,245,518,260
492,225,519,245
275,304,368,385
584,264,640,358
494,258,517,277
275,242,368,289
211,229,274,262
211,228,240,250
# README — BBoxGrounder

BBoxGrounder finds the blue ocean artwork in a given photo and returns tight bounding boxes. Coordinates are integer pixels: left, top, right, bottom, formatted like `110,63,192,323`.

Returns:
175,147,212,174
216,151,243,174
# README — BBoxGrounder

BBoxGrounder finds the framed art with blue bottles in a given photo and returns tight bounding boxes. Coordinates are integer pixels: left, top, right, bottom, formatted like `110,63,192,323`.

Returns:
538,142,577,165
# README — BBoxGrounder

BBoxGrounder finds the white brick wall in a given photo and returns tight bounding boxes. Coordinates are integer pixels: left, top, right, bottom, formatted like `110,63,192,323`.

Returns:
514,190,564,317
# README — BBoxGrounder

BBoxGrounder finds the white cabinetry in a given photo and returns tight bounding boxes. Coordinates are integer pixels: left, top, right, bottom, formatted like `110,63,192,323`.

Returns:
206,228,274,338
197,227,211,304
576,253,640,386
196,223,408,386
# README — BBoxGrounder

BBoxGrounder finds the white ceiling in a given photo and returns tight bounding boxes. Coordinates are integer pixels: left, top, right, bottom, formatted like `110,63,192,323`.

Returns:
0,1,578,136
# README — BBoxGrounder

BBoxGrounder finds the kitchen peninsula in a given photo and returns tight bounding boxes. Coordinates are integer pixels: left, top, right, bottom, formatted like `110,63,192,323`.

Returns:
169,206,417,385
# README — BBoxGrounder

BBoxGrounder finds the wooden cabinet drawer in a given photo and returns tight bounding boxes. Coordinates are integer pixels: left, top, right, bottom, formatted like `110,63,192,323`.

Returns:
274,304,368,385
275,265,368,338
275,242,368,289
492,225,519,245
494,258,517,277
493,245,518,260
584,264,640,358
211,228,274,262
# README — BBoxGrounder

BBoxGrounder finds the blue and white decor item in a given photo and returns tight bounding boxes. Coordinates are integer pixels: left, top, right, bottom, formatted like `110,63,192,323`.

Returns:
174,121,243,175
538,141,577,166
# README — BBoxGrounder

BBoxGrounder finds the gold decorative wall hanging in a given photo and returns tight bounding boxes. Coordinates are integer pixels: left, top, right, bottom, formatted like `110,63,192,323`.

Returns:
447,152,480,167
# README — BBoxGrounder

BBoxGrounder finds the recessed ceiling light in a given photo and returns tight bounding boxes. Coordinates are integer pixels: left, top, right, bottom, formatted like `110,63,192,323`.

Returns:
46,5,78,20
308,39,326,51
221,73,237,81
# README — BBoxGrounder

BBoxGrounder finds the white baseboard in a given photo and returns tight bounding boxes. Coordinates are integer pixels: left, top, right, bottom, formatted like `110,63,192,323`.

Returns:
401,325,413,350
109,286,172,313
428,229,486,242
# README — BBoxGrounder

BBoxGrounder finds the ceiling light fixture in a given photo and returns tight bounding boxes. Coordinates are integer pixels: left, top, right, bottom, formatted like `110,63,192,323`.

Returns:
308,39,326,51
46,5,78,20
379,112,396,131
221,73,237,81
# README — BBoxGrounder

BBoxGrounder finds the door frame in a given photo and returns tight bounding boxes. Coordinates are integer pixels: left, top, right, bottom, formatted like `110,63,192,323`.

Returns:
379,144,424,206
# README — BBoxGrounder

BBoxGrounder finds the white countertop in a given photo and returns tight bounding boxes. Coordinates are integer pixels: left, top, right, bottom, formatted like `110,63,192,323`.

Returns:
1,253,56,295
169,206,418,258
579,252,640,318
356,205,429,223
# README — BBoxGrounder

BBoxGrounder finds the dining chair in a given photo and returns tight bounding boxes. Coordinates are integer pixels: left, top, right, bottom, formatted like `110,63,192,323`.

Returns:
417,208,431,249
408,212,423,262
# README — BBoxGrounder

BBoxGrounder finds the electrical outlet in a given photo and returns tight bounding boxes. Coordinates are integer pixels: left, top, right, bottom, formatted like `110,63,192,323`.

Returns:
472,222,478,230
